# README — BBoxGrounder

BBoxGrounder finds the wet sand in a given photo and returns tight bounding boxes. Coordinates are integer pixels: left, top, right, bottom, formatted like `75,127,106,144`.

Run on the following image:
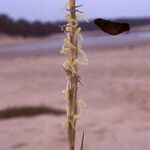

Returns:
0,33,150,150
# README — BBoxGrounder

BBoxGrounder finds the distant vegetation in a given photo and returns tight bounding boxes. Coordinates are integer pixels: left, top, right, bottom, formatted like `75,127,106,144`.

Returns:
0,14,150,37
0,14,60,37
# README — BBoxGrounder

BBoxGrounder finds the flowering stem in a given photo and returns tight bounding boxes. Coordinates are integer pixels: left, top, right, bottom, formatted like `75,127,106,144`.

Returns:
67,0,78,150
61,0,87,149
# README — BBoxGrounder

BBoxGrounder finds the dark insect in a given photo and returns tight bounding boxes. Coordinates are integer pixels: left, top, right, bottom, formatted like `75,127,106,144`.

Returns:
94,18,130,35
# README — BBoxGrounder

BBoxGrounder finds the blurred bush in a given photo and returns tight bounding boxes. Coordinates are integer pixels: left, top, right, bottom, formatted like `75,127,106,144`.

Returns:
0,14,150,37
0,14,60,37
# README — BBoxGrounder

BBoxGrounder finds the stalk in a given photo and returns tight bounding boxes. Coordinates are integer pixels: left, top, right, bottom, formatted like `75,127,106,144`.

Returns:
67,1,77,149
61,0,88,150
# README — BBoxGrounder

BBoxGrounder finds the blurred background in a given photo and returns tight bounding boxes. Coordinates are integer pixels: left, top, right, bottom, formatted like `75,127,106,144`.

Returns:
0,0,150,150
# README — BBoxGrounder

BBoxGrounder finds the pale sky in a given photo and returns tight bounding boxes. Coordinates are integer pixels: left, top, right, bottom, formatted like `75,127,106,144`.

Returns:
0,0,150,22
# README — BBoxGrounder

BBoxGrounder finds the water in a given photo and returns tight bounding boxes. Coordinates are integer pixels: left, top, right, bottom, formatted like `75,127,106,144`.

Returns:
85,31,150,47
0,31,150,54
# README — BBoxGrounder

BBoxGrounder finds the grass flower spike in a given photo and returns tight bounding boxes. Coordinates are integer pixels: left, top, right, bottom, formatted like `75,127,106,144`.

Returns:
61,0,88,150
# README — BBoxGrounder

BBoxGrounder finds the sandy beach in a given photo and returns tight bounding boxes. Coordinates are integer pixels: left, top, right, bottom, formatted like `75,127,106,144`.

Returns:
0,32,150,150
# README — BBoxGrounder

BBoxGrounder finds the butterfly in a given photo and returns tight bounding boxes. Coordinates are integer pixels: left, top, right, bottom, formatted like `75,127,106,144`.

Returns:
94,18,130,35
